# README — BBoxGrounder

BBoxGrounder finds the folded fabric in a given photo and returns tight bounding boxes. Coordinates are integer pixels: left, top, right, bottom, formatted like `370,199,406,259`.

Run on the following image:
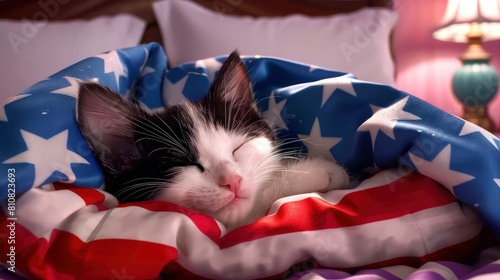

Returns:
0,43,499,279
0,170,485,279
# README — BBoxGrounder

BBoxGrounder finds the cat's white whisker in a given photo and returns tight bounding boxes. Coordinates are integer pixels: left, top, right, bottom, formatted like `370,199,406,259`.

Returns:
115,183,162,200
249,149,286,173
121,177,170,185
136,115,192,158
77,52,350,230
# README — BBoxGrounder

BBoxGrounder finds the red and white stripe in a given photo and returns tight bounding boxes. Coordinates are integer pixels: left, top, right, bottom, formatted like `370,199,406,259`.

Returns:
0,168,484,280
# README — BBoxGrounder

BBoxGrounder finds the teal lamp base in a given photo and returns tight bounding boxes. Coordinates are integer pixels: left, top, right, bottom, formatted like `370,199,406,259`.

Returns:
452,58,498,132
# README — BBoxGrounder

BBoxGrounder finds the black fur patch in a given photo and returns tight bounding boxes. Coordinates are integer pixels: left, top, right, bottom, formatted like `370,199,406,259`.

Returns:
77,51,276,203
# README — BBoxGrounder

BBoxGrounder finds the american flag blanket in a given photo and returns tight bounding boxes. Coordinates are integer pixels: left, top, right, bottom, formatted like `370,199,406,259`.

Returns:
1,43,500,280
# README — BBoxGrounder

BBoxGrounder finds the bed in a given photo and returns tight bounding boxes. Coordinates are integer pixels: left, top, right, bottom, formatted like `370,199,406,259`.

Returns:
1,0,500,279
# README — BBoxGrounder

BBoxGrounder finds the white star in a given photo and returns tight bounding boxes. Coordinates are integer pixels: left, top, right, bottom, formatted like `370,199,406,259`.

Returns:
163,75,188,107
261,91,288,130
298,118,341,160
283,76,357,107
320,77,357,106
195,57,223,81
94,51,127,89
494,178,500,188
51,76,99,98
3,130,90,188
357,96,421,148
409,144,475,189
459,121,499,150
0,94,30,122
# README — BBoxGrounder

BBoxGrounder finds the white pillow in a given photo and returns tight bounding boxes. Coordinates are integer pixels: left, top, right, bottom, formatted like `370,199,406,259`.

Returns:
153,0,398,85
0,14,146,99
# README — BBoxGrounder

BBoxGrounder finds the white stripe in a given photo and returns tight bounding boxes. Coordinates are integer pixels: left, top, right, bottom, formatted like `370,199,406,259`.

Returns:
10,171,482,280
56,202,481,279
413,204,481,251
410,262,457,280
55,205,109,242
468,273,500,280
354,275,386,280
381,265,415,279
93,206,186,245
268,167,412,215
298,273,327,280
12,188,86,240
10,187,117,240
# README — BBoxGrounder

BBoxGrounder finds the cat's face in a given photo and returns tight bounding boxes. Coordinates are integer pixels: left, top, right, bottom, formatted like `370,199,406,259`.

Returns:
154,104,279,227
77,52,280,228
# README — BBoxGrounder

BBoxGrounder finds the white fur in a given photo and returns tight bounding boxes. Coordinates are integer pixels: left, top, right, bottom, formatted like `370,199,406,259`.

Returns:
155,104,350,229
78,77,350,230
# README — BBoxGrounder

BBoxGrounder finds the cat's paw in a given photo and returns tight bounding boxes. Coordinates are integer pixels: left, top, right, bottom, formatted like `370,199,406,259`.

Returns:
306,157,350,192
283,157,351,196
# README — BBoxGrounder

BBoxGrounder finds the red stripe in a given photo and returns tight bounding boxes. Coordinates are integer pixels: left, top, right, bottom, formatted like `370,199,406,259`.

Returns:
319,230,485,271
53,185,222,242
271,230,487,280
1,207,483,280
155,230,488,280
1,210,50,279
1,210,180,280
220,172,456,247
73,234,178,279
116,200,222,243
53,183,106,206
0,173,471,280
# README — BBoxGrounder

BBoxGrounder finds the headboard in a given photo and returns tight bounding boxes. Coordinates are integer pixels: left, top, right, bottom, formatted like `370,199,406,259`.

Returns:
0,0,394,46
0,0,396,97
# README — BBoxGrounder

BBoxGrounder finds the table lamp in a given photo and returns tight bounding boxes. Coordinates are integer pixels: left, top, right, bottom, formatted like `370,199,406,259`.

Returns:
433,0,500,132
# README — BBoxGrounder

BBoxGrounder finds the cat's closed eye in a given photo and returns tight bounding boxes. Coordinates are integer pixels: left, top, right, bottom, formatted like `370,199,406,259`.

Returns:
232,140,251,159
195,163,205,172
76,50,351,231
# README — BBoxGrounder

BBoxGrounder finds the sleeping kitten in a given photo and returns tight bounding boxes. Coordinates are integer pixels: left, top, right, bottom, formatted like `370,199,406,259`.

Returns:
77,51,350,230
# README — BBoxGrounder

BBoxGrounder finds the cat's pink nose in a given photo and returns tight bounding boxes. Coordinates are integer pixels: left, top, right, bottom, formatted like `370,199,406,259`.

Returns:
219,173,242,194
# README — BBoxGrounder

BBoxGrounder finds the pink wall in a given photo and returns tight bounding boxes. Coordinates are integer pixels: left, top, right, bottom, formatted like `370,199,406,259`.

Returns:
393,0,500,129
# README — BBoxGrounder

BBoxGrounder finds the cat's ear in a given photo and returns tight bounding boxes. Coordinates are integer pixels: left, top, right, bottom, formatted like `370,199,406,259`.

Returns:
77,82,143,175
207,51,256,111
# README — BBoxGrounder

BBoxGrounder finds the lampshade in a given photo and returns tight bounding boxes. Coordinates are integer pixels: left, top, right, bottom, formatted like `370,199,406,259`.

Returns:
433,0,500,42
